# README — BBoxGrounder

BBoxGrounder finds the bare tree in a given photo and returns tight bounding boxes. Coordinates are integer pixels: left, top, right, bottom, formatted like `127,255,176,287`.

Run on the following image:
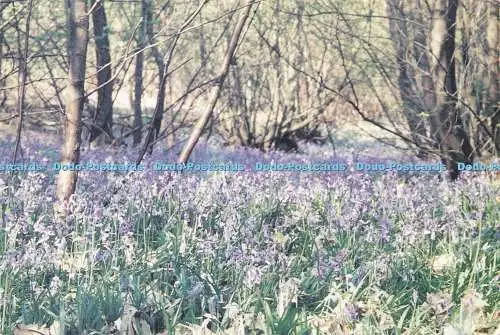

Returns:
12,0,34,164
387,0,428,158
0,4,7,109
135,0,208,165
486,0,499,153
132,0,148,146
89,0,114,145
178,1,254,163
56,0,89,208
429,0,474,180
411,0,437,140
145,0,166,149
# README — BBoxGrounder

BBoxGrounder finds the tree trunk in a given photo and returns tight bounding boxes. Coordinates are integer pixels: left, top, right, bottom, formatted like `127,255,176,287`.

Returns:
178,1,254,164
133,0,147,146
146,2,165,147
0,4,7,108
295,0,308,107
89,0,113,145
387,0,428,158
56,0,89,207
486,0,499,154
430,0,474,180
411,0,438,145
135,1,208,165
12,0,33,164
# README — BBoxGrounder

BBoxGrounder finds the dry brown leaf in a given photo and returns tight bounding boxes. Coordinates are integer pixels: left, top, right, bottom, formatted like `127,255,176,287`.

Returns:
461,289,488,314
442,324,464,335
13,322,60,335
132,316,153,335
431,253,456,273
173,323,216,335
426,291,453,316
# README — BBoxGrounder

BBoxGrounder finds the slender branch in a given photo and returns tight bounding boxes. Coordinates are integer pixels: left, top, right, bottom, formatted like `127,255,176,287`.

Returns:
178,1,255,164
136,0,209,164
12,0,33,164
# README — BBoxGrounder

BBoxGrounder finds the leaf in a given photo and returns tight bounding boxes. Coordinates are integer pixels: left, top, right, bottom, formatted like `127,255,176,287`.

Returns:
443,324,464,335
277,278,300,317
274,231,289,247
278,303,297,332
132,316,153,335
397,305,411,331
14,322,60,335
101,322,119,335
431,253,456,273
378,311,395,331
175,322,216,335
426,291,453,316
461,289,488,313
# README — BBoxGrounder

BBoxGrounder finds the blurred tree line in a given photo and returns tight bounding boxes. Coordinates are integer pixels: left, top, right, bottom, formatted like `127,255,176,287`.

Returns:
0,0,498,204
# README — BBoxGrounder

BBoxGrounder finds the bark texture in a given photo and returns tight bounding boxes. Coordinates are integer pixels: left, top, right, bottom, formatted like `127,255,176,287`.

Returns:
89,0,113,145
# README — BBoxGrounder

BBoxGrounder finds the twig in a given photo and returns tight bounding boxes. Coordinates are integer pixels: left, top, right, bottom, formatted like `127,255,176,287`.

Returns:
12,0,33,164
